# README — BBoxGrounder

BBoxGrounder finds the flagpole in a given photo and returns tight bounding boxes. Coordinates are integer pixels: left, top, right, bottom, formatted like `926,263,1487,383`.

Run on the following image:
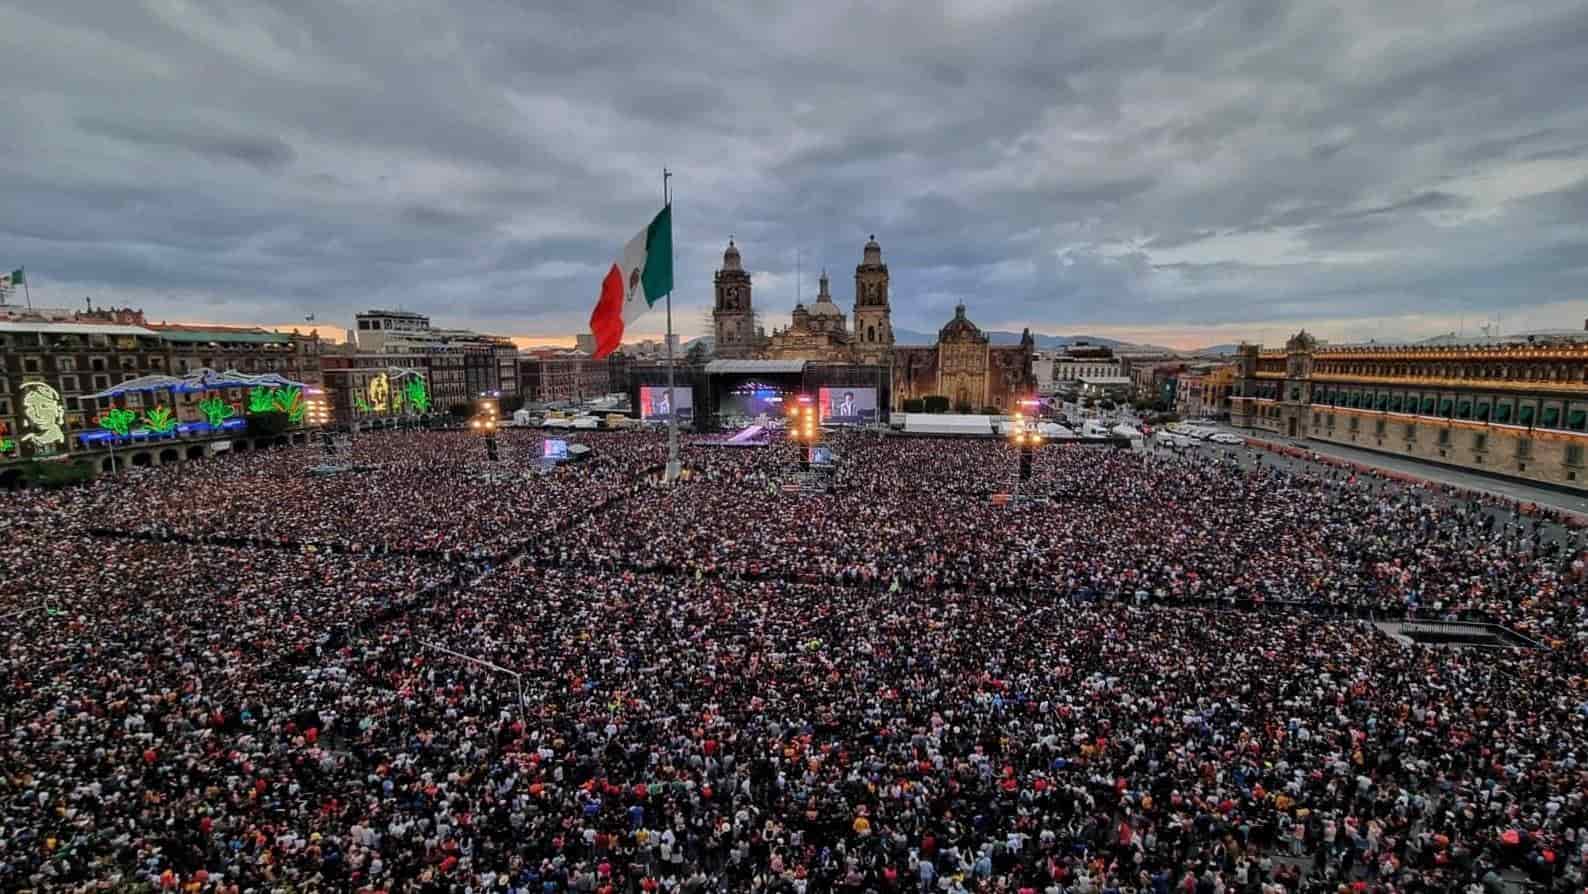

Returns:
663,168,680,484
21,268,30,311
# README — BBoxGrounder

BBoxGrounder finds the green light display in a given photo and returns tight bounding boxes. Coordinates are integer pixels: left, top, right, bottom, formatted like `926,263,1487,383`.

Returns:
0,420,13,455
100,407,138,437
273,385,306,424
391,389,406,414
197,396,236,427
352,393,372,414
246,385,307,424
143,406,177,434
404,376,431,413
248,386,277,414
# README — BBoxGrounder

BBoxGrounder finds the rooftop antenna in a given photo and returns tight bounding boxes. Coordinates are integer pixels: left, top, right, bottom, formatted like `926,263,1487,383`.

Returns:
796,248,802,306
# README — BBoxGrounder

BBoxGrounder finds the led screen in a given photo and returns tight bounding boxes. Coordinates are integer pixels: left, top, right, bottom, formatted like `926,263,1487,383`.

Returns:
818,387,877,424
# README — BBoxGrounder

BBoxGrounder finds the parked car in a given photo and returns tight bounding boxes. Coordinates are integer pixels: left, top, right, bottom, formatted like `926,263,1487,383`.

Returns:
1209,432,1244,445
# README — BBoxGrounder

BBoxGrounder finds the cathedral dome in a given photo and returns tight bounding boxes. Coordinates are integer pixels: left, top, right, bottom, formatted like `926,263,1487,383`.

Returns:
938,303,985,342
809,269,842,316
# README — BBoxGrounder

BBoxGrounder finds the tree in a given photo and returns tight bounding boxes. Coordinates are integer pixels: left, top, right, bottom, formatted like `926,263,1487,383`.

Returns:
684,341,709,367
901,398,925,413
1099,399,1117,411
980,405,1001,415
923,395,950,414
20,459,96,489
449,402,474,419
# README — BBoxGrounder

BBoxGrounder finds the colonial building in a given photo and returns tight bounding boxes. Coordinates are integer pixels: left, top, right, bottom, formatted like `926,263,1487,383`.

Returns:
0,305,324,470
1231,329,1588,489
519,353,617,404
894,305,1036,412
710,235,1033,411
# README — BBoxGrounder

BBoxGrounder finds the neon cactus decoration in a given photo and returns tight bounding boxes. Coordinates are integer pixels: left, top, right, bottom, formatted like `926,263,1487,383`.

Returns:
390,389,406,414
143,405,177,434
248,386,277,414
197,396,236,427
403,376,431,413
271,385,306,424
352,393,372,414
100,407,138,437
0,421,13,455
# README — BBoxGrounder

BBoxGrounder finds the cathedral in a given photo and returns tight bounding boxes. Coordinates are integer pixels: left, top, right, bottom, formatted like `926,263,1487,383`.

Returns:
711,235,1035,411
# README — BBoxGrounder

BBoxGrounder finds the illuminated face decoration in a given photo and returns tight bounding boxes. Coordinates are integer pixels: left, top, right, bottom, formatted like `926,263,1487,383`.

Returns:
20,382,66,450
368,373,390,411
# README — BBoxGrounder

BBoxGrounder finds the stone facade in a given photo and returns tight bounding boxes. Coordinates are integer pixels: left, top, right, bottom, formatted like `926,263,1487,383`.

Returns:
893,305,1036,412
715,236,1034,410
1231,331,1588,490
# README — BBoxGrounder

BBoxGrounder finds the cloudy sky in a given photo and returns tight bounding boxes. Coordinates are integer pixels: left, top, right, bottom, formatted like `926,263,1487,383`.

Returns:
3,0,1587,349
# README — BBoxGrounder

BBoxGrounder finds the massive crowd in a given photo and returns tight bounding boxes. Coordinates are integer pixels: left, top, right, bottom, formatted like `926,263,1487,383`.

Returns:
2,428,1586,893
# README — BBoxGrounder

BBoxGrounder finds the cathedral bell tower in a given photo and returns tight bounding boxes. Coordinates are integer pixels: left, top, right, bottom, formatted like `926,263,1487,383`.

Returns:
712,239,755,359
851,235,894,365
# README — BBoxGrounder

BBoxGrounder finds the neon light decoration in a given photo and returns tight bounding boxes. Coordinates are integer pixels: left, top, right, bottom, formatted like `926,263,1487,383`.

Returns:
404,376,431,413
86,367,309,400
390,388,406,414
20,382,66,452
0,420,13,455
368,374,390,412
273,385,306,424
353,393,372,414
143,406,177,434
100,407,138,437
197,396,236,427
248,386,277,413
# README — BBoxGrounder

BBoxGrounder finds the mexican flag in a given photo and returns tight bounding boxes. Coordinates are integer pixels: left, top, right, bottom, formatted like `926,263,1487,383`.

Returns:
589,206,671,359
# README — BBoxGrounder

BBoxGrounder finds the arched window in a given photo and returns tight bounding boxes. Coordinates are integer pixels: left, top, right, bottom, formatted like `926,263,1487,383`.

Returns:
868,325,876,343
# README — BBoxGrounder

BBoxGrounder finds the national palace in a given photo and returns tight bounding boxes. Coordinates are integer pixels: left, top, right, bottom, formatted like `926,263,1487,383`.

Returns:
1231,329,1588,489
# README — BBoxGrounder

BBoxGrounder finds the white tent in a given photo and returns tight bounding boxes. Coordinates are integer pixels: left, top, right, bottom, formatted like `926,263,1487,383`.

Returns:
899,413,997,435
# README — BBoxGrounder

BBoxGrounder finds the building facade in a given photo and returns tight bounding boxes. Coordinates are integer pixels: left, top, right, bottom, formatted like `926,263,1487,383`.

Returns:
893,305,1036,412
520,354,616,404
348,308,518,404
711,236,1032,411
1231,330,1588,489
1036,343,1123,395
1,306,323,466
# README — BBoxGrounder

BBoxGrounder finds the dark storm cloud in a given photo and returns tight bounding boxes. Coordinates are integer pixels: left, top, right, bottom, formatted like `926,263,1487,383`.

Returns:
77,116,297,171
1,0,1586,344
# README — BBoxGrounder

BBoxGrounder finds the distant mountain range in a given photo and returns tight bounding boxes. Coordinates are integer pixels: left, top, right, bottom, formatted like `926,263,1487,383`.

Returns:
1188,343,1242,356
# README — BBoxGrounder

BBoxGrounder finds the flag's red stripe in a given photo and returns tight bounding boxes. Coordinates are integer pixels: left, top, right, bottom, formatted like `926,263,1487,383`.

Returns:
589,264,626,359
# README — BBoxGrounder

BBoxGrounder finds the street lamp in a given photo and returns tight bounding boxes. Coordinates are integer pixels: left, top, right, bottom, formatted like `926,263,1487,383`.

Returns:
790,399,820,469
1007,405,1043,501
